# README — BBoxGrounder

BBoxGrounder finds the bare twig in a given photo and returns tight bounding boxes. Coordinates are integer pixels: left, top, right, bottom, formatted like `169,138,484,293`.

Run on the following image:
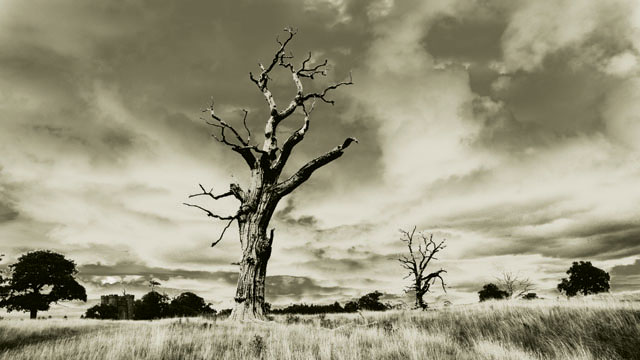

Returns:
189,184,234,200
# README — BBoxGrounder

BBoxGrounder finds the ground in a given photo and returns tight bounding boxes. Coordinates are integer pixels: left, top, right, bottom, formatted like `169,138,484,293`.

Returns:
0,299,638,360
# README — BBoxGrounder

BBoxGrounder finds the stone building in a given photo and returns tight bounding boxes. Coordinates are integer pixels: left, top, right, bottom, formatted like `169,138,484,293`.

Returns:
101,294,135,320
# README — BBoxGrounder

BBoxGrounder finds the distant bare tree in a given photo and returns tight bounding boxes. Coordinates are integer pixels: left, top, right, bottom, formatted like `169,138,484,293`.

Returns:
497,271,534,299
184,28,356,321
398,227,446,310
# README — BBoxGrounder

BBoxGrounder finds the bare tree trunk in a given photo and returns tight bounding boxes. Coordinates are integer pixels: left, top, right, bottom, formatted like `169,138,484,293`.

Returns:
229,226,273,321
184,29,356,322
30,309,37,319
229,191,276,321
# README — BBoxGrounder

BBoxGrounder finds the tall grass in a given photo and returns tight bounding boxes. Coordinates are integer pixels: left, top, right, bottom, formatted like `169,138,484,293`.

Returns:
1,299,638,360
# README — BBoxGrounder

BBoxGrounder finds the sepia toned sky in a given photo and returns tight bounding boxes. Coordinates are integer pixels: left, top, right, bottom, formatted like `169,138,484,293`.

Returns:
1,0,640,312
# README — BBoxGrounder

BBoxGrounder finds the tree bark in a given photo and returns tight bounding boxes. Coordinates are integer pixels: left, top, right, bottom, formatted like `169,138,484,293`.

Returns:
228,191,276,321
30,309,37,319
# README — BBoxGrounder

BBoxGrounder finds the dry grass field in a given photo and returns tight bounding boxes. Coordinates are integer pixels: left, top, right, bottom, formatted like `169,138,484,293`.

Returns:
1,299,638,360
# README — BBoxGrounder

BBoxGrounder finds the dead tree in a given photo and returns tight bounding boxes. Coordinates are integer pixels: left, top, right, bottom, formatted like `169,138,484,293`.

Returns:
398,227,446,310
184,28,356,321
496,270,535,299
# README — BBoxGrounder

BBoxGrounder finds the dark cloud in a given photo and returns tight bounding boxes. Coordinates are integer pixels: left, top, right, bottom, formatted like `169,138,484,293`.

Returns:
78,261,237,284
274,198,319,227
437,196,573,234
610,260,640,292
449,279,486,293
611,259,640,276
0,199,19,224
266,275,350,303
421,1,629,154
463,219,640,260
77,261,358,304
425,14,506,63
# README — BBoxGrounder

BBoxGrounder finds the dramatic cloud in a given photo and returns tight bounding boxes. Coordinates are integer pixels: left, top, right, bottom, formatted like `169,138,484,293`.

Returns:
1,0,639,313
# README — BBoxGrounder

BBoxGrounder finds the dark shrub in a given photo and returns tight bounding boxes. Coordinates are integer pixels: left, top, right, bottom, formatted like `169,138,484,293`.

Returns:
478,283,509,302
84,304,118,319
134,291,170,320
169,292,216,317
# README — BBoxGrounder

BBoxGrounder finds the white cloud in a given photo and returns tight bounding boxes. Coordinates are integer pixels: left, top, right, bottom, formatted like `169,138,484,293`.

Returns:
603,52,639,77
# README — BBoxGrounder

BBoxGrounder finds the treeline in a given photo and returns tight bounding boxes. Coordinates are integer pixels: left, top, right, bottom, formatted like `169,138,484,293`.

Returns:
84,291,215,320
85,290,395,319
269,291,390,315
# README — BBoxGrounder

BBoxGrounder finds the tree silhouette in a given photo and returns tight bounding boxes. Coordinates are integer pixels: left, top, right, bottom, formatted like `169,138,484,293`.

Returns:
0,250,86,319
134,291,170,320
148,279,161,292
344,301,358,312
557,261,610,297
357,291,389,311
496,270,535,299
478,283,509,302
84,303,118,320
184,28,356,321
169,292,216,317
398,227,446,309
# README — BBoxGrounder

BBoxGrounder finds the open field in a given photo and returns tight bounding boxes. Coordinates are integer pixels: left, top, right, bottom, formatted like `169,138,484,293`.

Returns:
1,299,639,360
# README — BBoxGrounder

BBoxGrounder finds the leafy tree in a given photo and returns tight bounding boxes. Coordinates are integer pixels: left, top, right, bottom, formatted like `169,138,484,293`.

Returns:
344,301,359,312
134,291,169,320
0,250,86,318
357,291,388,311
271,301,345,315
84,303,118,319
168,292,216,317
557,261,610,297
478,283,509,302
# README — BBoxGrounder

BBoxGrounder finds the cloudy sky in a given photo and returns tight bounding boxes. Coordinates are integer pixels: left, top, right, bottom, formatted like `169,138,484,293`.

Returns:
1,0,640,313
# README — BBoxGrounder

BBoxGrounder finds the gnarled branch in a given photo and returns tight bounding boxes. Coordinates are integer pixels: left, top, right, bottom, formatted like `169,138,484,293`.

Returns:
249,28,353,158
272,102,314,173
183,203,235,221
188,183,246,203
189,184,233,200
249,27,296,115
275,137,358,197
421,269,447,293
183,203,238,247
202,101,260,169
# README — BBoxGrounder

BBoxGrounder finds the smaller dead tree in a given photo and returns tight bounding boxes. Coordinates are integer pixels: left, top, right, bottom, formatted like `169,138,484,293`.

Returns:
398,227,446,310
497,270,535,299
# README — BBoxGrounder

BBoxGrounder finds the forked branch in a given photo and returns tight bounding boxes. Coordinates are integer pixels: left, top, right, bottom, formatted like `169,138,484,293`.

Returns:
275,137,358,197
202,102,269,168
183,202,238,247
188,183,245,202
251,28,354,156
189,184,233,200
